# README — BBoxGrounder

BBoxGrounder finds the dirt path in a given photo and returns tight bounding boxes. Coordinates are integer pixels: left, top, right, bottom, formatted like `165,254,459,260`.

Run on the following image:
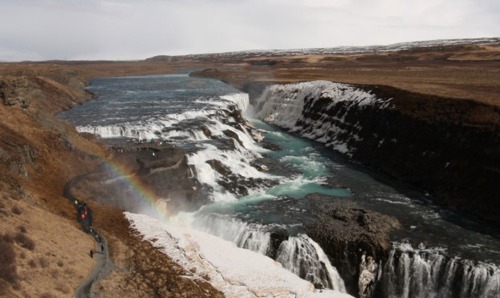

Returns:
63,174,117,298
74,233,116,298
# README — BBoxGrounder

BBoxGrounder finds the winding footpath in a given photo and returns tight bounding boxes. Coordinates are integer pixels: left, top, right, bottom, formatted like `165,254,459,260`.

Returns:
63,175,116,298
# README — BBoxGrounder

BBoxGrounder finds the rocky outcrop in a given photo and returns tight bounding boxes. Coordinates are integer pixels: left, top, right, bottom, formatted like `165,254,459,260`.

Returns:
0,77,34,108
255,81,500,226
0,66,91,113
302,194,400,296
246,194,400,296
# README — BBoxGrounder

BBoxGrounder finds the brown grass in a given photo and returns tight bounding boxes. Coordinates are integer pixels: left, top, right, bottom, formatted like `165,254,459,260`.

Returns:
0,198,95,297
192,43,500,106
14,232,35,250
11,206,22,215
0,233,18,285
17,225,27,233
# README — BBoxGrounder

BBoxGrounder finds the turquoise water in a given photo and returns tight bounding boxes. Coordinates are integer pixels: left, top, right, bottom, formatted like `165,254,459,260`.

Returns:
250,120,351,199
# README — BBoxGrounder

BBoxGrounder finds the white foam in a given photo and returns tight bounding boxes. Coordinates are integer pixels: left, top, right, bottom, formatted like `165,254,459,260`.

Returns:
383,242,500,298
256,81,392,157
187,141,277,202
221,93,250,113
126,212,352,298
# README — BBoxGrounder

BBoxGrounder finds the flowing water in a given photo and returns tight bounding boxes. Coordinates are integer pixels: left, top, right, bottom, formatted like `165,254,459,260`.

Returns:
59,73,500,297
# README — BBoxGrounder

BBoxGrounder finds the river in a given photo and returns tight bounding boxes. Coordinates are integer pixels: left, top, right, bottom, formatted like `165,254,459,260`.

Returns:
59,73,500,297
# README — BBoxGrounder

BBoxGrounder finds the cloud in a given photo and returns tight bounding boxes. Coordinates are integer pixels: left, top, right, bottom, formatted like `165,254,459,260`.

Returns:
0,0,499,61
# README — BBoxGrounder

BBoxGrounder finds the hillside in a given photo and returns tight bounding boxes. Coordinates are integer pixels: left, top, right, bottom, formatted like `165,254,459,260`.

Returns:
0,64,222,297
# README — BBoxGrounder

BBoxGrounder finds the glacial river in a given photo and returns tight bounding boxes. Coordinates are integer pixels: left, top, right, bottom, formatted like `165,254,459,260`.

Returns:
59,73,500,297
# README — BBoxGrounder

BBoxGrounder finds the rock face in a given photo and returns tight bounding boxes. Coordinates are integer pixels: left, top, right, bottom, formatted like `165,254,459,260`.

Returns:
245,194,400,296
256,81,500,226
348,85,500,226
302,194,400,296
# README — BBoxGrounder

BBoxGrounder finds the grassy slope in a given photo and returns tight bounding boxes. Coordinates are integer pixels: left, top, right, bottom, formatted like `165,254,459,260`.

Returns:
0,63,222,297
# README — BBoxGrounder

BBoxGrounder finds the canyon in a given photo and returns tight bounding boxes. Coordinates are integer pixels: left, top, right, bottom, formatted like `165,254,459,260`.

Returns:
1,38,499,297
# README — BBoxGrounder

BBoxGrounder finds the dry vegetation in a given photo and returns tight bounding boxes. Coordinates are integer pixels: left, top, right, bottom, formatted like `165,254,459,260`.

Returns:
0,194,95,297
193,44,500,106
91,206,223,298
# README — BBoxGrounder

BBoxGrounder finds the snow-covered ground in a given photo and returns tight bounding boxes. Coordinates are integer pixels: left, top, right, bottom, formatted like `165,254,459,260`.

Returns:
126,212,353,298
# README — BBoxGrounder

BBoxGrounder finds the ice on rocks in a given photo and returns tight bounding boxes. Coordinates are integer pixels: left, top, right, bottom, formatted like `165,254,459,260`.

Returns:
126,212,353,298
256,81,391,157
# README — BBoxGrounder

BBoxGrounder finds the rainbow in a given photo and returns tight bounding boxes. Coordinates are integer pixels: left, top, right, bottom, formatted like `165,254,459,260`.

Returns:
100,156,172,220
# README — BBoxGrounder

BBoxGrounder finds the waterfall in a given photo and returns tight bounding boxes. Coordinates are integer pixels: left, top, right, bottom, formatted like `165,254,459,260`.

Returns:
380,242,500,298
192,214,346,292
277,234,346,291
255,81,392,157
192,213,272,255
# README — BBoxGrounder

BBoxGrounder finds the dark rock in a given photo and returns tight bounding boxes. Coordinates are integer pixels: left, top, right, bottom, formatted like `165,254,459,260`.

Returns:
277,83,500,226
206,159,232,176
244,194,400,296
0,78,32,108
351,86,500,226
302,194,401,296
268,228,289,259
200,125,212,138
75,141,209,214
261,140,281,151
223,129,244,147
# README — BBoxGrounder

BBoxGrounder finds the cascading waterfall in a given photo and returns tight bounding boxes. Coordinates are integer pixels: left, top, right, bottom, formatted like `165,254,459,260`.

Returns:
254,80,500,297
255,80,392,157
60,74,500,298
192,214,272,255
192,213,346,291
277,234,346,291
380,242,500,298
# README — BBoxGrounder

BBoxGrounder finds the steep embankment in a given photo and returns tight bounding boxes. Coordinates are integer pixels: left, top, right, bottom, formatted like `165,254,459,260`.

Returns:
0,65,105,297
0,64,223,297
255,81,500,226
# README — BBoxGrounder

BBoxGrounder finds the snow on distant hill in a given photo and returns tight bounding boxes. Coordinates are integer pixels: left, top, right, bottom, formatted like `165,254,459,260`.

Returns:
148,37,500,60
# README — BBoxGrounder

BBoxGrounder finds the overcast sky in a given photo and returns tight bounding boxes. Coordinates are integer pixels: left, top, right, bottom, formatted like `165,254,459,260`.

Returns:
1,0,499,61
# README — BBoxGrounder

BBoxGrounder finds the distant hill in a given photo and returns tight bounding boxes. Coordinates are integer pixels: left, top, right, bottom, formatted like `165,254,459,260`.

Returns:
147,37,500,60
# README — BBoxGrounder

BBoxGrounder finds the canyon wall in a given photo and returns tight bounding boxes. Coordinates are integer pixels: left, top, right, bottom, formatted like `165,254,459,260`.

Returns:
254,81,500,226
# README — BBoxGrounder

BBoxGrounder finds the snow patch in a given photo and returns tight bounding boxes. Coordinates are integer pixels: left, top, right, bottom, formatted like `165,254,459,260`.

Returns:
125,212,353,298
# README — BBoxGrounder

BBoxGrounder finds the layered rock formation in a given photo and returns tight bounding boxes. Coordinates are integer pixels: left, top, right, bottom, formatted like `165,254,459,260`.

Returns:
304,195,400,296
255,81,500,226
